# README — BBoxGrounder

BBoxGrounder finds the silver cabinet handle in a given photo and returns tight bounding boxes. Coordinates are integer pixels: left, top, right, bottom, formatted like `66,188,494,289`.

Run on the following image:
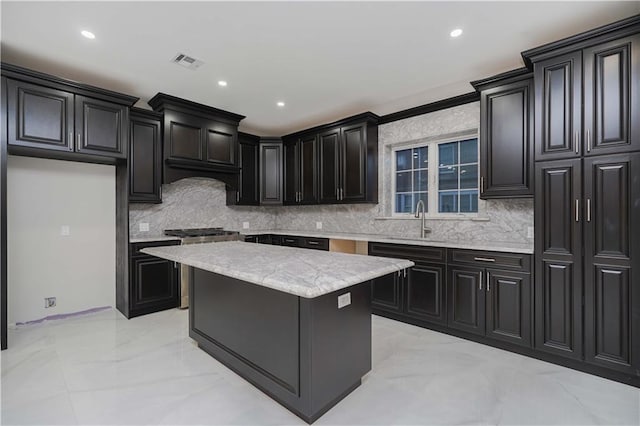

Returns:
76,133,82,150
574,131,579,154
486,271,491,292
404,269,407,278
480,176,485,193
69,132,74,150
575,199,580,222
587,198,591,222
479,273,483,291
340,188,344,200
587,129,591,152
307,241,319,245
173,261,178,269
474,257,496,262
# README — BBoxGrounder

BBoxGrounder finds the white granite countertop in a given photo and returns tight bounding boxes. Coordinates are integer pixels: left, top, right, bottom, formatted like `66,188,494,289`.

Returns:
130,236,182,244
240,229,534,254
142,241,414,298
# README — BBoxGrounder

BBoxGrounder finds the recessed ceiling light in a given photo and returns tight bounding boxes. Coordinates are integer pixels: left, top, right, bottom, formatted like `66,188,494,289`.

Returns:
81,30,95,39
277,101,285,107
450,28,463,38
218,80,227,87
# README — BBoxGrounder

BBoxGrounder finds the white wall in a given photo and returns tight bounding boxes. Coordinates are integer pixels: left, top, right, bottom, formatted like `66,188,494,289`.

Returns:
7,156,116,324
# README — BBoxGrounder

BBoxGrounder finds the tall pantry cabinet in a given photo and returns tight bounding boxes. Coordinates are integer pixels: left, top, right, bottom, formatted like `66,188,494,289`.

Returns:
526,23,640,379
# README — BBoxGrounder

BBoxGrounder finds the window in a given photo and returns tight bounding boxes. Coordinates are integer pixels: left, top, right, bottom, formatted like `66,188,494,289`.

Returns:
393,137,478,216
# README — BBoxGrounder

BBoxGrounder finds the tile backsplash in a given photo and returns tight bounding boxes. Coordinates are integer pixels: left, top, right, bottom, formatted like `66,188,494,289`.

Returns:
129,101,534,245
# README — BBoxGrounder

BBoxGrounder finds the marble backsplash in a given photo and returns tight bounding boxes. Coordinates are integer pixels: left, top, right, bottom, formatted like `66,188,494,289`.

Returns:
129,178,276,238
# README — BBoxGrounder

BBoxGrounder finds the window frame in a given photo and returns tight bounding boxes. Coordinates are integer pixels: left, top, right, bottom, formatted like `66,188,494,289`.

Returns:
391,133,480,218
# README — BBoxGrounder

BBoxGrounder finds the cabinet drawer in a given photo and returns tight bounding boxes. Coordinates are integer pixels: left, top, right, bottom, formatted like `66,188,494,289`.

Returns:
447,249,531,272
281,236,301,247
368,242,446,263
300,237,329,251
130,240,181,256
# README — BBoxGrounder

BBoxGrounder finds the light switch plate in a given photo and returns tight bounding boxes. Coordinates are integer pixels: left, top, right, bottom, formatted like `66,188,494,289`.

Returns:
243,222,250,229
337,292,351,309
316,221,322,230
60,225,70,236
139,223,150,232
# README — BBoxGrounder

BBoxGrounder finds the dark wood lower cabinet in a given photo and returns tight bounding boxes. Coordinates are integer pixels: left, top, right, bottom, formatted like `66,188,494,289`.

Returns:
129,241,180,318
405,263,446,325
447,266,485,336
486,269,531,347
371,271,403,314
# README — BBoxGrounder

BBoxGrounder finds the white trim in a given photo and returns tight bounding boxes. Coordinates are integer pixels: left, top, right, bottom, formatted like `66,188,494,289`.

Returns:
391,132,480,219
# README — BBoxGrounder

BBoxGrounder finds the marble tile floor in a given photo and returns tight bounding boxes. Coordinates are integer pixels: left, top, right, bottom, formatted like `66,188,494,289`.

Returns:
1,308,638,425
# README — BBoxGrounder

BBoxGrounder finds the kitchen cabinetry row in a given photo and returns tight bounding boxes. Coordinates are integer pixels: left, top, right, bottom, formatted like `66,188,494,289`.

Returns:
245,233,329,251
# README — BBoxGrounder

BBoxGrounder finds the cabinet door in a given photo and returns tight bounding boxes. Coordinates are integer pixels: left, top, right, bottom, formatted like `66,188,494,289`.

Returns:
583,153,640,374
318,129,340,203
534,159,583,359
238,140,259,205
75,95,127,158
281,236,300,247
283,140,299,204
165,111,203,161
480,78,533,198
534,51,582,160
486,270,531,348
371,271,403,314
447,265,485,336
130,256,178,316
6,79,74,152
204,120,236,166
341,123,367,202
583,34,640,156
129,113,162,203
405,262,446,325
299,135,318,204
260,143,283,205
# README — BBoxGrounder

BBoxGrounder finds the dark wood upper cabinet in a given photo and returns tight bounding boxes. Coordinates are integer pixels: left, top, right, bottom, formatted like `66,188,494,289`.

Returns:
260,140,283,205
534,159,583,360
236,133,260,205
299,134,318,204
6,79,74,152
583,34,640,157
5,71,134,160
148,93,244,186
318,129,340,203
129,108,162,203
583,153,640,375
472,69,533,198
283,140,298,204
341,123,369,202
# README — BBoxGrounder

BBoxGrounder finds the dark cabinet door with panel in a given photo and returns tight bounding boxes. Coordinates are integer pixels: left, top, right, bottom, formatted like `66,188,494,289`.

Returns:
405,262,446,325
237,134,259,205
260,141,283,205
6,79,74,152
583,34,640,157
447,265,485,336
75,95,127,158
478,75,533,198
534,159,583,360
164,111,204,161
299,134,318,204
485,269,531,347
129,109,162,203
283,140,299,204
534,51,583,161
341,123,368,202
318,129,340,203
204,120,236,166
583,153,640,375
371,271,403,314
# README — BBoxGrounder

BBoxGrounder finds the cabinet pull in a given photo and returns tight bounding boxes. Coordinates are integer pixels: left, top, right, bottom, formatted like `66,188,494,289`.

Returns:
480,176,484,193
173,261,178,269
307,241,319,245
76,133,82,150
575,199,580,222
473,257,495,263
69,132,74,150
236,192,240,203
587,198,591,222
479,273,483,291
403,269,407,278
574,131,579,154
587,129,591,152
486,271,490,292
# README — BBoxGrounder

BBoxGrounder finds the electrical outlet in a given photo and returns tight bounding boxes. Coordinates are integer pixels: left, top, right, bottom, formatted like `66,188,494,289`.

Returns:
316,221,322,230
44,297,56,308
527,226,534,239
139,222,149,232
60,225,70,236
243,222,250,229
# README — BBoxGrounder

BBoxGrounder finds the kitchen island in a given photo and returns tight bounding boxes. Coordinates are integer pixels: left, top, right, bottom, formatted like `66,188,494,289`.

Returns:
142,241,413,423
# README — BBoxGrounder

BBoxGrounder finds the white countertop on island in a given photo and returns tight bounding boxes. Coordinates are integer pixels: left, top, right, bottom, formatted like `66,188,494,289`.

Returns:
142,241,413,298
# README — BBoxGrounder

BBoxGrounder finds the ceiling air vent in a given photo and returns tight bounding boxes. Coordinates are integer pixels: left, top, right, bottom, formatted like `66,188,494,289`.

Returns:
171,53,204,70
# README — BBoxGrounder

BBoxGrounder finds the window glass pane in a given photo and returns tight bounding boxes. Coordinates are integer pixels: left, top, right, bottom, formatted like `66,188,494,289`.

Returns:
439,166,458,190
413,146,428,169
460,190,479,212
438,142,458,166
460,164,478,189
459,139,478,164
413,169,428,192
416,192,428,212
439,191,457,213
396,171,411,192
396,149,412,171
395,193,413,213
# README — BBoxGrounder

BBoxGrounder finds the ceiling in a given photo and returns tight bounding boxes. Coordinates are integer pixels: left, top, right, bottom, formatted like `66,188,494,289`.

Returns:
1,2,638,136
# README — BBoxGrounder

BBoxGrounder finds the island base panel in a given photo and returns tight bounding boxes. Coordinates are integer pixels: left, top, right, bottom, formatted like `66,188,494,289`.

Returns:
189,268,372,424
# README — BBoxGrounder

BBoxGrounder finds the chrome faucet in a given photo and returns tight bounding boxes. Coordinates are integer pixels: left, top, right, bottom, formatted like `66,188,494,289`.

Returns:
414,200,429,238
